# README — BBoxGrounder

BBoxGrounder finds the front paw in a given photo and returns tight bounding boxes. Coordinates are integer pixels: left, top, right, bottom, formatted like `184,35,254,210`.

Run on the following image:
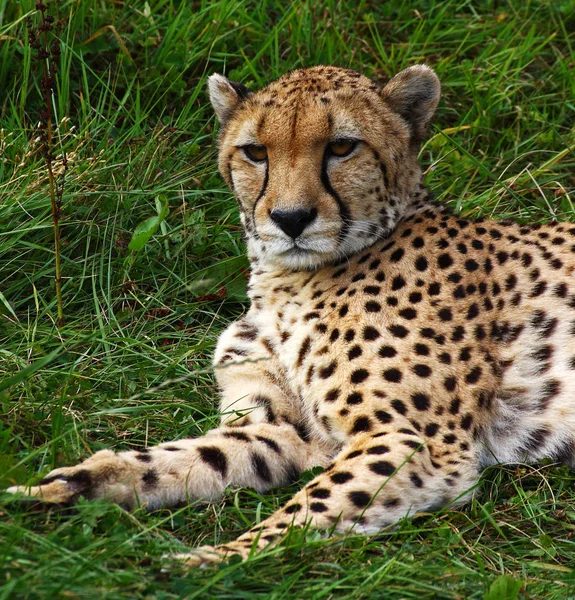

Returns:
3,450,127,506
5,466,93,504
169,542,250,568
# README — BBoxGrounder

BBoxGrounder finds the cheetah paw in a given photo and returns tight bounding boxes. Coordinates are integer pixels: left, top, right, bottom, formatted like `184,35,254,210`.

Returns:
4,466,93,505
168,544,248,569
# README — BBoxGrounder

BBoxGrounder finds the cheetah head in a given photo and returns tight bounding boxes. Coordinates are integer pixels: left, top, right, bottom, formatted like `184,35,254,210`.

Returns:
208,65,440,270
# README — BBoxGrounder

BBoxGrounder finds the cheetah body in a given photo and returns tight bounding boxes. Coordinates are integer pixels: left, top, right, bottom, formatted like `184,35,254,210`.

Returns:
9,65,575,565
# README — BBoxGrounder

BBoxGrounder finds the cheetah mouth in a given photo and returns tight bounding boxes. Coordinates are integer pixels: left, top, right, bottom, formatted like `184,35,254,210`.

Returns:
279,243,333,259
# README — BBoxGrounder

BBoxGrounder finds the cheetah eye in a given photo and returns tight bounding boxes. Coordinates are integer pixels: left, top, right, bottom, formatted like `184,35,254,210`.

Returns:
327,139,359,158
242,144,268,163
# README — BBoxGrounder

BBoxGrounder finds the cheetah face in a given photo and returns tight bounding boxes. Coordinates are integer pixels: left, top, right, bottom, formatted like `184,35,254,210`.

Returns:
208,66,440,270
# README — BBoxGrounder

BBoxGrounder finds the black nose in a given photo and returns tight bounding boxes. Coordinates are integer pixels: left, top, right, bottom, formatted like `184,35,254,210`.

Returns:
269,208,318,239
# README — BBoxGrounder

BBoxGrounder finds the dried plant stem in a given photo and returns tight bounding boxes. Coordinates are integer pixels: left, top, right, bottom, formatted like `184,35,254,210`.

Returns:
32,1,66,326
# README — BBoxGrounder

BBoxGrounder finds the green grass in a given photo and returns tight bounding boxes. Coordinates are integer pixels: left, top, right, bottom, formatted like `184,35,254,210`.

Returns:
1,0,575,597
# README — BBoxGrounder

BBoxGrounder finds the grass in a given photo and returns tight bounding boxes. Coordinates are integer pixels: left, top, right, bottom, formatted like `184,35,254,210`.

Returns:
1,0,575,597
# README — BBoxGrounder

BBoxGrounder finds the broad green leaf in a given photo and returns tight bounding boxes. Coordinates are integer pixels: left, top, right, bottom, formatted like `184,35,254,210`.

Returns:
128,196,169,251
484,575,523,600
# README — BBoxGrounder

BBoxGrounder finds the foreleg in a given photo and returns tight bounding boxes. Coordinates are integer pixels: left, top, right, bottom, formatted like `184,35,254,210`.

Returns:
6,422,324,510
176,427,479,566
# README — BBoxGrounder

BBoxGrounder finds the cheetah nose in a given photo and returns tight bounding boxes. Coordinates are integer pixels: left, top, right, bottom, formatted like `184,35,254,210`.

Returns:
269,208,318,239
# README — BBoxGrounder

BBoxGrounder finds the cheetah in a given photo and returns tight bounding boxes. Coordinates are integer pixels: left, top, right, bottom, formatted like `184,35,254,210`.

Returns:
8,65,575,567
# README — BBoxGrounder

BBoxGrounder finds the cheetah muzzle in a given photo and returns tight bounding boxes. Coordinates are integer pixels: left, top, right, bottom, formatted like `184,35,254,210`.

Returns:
7,65,575,567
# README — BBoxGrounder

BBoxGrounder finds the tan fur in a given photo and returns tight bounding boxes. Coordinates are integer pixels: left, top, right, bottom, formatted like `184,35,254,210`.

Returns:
8,66,575,568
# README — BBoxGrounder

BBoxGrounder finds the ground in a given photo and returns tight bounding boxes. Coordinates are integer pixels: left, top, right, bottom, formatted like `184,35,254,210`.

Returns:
1,0,575,598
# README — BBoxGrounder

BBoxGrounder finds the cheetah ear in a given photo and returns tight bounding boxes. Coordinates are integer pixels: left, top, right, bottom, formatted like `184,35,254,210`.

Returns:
381,65,441,142
208,74,251,125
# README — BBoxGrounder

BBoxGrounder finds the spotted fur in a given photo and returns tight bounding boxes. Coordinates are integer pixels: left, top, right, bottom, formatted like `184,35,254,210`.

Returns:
8,65,575,567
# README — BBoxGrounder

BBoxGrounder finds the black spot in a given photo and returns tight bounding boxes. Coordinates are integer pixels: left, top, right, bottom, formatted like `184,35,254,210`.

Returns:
465,366,482,384
391,275,406,290
348,490,371,508
438,308,452,322
540,379,561,409
438,254,453,269
410,473,423,488
425,423,439,437
198,446,228,477
519,426,550,454
297,336,312,367
451,326,465,341
348,345,363,360
136,452,152,463
347,392,363,405
223,431,250,442
363,326,380,340
367,445,390,455
415,343,429,356
294,422,311,442
285,503,301,514
366,301,382,312
391,399,407,414
255,435,281,453
364,286,381,295
310,502,328,513
310,488,331,499
415,256,428,271
251,452,272,482
369,461,395,476
163,446,181,452
388,325,409,338
319,361,337,379
413,364,431,377
346,450,363,459
400,308,417,320
142,469,158,488
351,416,372,433
466,304,479,320
351,369,369,384
383,368,402,383
439,352,452,364
449,398,461,414
375,410,393,424
428,282,441,296
325,388,340,403
331,471,353,484
412,393,430,411
403,439,423,451
390,248,404,262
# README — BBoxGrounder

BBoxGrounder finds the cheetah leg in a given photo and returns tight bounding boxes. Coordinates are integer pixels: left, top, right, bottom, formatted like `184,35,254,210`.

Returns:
5,422,324,510
175,428,479,567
